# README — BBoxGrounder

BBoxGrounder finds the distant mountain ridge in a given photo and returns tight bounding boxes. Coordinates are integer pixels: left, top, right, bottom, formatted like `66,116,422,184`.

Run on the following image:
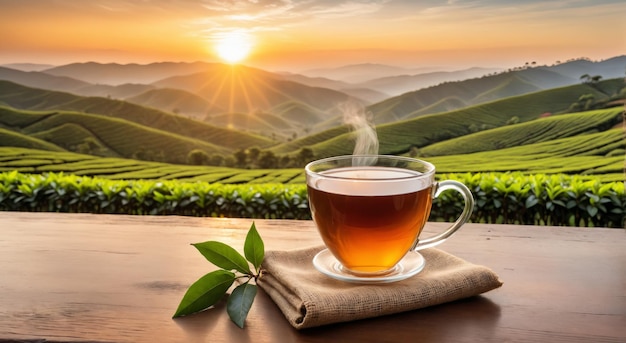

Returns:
302,57,626,97
339,67,502,96
0,66,91,92
41,61,215,85
1,63,55,72
302,63,444,83
0,55,623,139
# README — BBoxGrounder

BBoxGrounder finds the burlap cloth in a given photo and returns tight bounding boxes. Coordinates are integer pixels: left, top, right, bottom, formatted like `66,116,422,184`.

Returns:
257,246,502,329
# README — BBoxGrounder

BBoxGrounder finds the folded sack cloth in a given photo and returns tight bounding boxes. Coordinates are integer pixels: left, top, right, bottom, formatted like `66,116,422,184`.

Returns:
258,246,503,329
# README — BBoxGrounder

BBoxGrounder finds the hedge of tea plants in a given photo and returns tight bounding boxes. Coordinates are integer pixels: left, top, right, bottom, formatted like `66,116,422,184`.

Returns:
433,173,624,228
0,171,623,228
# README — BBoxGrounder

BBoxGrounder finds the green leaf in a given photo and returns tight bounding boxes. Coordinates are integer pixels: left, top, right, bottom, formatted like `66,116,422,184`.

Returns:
587,205,598,217
227,283,258,328
244,222,264,270
525,195,538,208
173,269,235,318
193,241,251,274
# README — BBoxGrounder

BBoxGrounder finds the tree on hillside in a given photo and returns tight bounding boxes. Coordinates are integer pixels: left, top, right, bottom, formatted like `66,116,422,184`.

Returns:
580,74,591,84
209,153,225,166
590,75,603,84
134,148,164,162
224,156,236,167
247,147,261,166
258,151,278,168
187,149,210,165
279,155,291,168
568,94,596,112
233,148,247,168
296,147,315,166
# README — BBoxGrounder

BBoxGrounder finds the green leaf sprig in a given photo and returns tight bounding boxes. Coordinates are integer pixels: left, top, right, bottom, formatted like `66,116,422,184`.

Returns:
173,222,264,328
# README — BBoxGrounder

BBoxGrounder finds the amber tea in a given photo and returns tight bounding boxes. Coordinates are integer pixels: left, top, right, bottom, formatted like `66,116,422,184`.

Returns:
308,167,433,273
306,155,474,277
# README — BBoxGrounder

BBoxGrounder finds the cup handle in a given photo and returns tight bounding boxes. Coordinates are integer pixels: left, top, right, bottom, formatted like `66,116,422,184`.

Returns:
413,180,474,251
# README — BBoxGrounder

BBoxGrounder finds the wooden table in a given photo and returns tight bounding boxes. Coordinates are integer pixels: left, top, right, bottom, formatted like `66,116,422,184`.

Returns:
0,212,624,343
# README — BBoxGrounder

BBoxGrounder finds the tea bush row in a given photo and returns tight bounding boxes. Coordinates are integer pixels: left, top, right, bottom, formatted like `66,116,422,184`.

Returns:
0,171,623,228
435,172,624,228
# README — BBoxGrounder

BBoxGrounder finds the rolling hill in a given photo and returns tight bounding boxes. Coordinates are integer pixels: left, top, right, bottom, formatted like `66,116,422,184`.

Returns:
275,72,390,104
0,63,373,132
0,57,624,181
0,106,232,164
367,69,577,124
312,56,626,97
1,116,622,181
0,127,67,152
272,79,625,158
0,80,275,150
418,107,624,156
151,64,365,116
3,57,623,139
126,87,221,120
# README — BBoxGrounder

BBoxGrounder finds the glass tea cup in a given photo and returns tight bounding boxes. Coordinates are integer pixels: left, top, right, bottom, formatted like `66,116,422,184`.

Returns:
305,155,474,278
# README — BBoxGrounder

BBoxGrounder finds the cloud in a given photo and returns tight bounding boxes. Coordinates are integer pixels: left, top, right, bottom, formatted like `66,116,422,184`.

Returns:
304,1,390,19
196,0,390,21
398,0,626,23
189,0,393,42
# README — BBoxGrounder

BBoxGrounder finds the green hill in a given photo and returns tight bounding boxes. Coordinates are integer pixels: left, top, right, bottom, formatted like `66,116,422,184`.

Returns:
30,123,117,157
0,128,66,152
419,107,624,156
0,128,622,181
286,80,624,158
269,126,351,155
153,65,363,114
209,112,282,135
0,80,275,150
427,128,624,177
252,111,297,131
271,101,327,126
471,75,541,105
367,72,620,124
0,106,231,164
126,87,221,119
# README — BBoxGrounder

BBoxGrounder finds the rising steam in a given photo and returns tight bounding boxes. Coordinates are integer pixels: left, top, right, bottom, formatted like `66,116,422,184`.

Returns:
341,101,379,166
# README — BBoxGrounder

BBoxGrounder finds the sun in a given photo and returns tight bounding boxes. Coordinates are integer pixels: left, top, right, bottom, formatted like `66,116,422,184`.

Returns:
215,31,253,64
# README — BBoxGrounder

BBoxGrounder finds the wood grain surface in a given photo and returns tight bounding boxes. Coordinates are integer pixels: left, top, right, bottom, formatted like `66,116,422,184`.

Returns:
0,212,624,342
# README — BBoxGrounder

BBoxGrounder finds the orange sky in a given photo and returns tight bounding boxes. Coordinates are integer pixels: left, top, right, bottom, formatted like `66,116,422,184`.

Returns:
1,0,624,71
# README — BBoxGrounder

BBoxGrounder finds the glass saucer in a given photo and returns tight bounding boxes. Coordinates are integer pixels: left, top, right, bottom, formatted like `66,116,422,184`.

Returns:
312,249,426,284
